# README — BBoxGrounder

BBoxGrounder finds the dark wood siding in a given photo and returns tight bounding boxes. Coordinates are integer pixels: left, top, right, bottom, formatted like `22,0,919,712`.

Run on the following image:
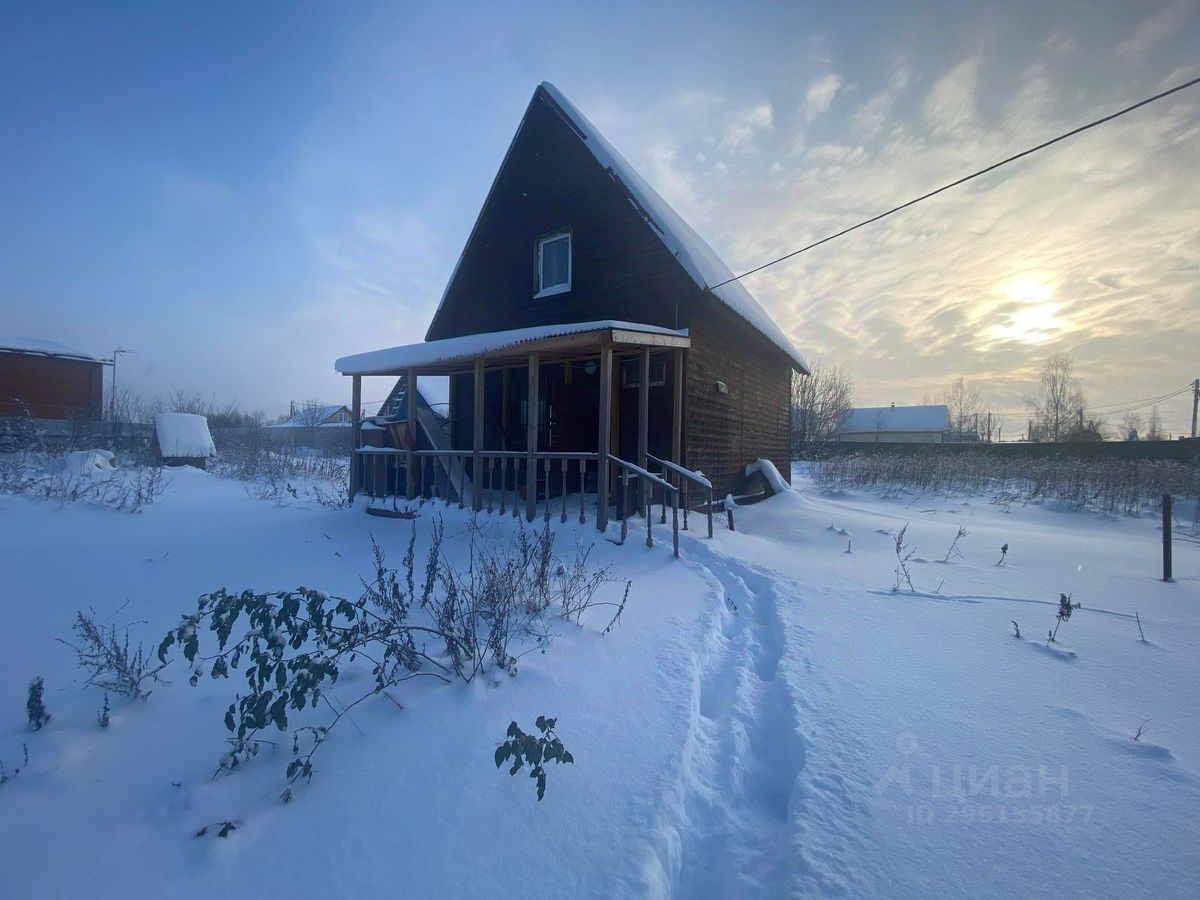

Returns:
684,298,793,498
425,89,698,341
0,352,104,419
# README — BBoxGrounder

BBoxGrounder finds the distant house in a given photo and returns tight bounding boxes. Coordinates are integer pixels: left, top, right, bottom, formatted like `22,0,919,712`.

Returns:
269,403,355,429
335,82,808,530
0,337,106,420
837,404,951,443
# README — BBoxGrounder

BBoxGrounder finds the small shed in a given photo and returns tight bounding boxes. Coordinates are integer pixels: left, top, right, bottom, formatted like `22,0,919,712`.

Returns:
153,413,216,469
0,337,106,420
837,404,951,443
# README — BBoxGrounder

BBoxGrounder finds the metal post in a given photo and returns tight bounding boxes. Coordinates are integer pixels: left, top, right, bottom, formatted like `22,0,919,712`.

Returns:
1163,494,1173,582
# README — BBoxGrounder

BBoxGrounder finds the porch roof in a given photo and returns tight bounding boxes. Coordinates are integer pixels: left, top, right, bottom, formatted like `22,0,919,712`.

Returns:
335,320,690,376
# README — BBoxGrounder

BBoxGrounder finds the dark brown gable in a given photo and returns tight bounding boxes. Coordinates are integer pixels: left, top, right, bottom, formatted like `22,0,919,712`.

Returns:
425,88,702,342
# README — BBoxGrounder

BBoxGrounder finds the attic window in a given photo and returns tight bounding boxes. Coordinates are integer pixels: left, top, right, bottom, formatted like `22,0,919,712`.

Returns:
535,231,571,298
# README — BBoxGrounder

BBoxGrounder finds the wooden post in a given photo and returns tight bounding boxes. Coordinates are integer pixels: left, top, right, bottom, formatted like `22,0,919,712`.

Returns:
526,352,539,522
473,359,485,511
596,346,613,532
1163,493,1173,582
405,368,417,500
638,346,650,517
349,374,362,502
672,348,683,465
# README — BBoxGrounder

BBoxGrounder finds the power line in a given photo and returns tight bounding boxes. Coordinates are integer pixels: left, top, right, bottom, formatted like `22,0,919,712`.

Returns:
708,75,1200,290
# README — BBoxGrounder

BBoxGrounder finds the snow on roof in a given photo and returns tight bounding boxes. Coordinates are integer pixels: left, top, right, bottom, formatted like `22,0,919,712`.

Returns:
838,405,951,434
154,412,216,458
336,320,688,377
538,83,808,373
0,336,100,362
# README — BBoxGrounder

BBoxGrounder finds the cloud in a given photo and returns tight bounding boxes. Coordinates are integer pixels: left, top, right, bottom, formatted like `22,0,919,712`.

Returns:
719,101,774,152
804,73,845,122
1117,1,1192,60
619,57,1200,432
850,62,912,139
923,58,979,136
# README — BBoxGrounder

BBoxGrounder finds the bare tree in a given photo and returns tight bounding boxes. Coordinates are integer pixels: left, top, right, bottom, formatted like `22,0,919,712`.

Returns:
938,377,984,436
291,400,332,429
1146,406,1165,441
791,360,854,449
1028,352,1086,442
1120,411,1144,441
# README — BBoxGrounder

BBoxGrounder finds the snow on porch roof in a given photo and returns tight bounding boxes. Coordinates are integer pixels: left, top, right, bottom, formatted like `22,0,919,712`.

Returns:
335,320,689,376
539,82,808,373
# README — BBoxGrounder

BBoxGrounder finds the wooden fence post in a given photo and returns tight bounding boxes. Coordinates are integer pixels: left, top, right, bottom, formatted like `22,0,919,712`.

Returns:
1162,493,1172,582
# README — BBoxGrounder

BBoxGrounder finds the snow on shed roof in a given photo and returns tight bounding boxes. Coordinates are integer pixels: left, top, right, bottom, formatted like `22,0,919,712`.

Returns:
0,336,101,362
838,405,951,434
336,320,688,376
538,83,808,373
154,412,216,458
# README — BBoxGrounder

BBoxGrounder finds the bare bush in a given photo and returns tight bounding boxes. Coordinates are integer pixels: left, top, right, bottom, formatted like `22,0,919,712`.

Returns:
157,518,630,801
59,606,165,700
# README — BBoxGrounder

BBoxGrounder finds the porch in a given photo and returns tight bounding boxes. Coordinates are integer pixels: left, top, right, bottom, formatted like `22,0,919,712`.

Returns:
335,321,716,556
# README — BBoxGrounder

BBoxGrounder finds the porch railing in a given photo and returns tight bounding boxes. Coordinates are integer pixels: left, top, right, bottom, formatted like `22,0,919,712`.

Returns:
647,453,714,539
355,448,599,525
354,447,714,560
609,454,679,558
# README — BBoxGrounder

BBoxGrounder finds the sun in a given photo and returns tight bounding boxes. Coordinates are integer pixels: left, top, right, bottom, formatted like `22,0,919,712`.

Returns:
987,275,1070,345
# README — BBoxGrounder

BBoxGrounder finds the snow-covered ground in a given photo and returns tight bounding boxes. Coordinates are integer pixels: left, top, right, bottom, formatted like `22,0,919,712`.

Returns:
1,462,1197,898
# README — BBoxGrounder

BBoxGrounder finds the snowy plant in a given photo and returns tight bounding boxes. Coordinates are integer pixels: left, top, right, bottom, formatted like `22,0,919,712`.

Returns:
494,715,574,802
26,676,50,731
1133,719,1150,742
59,607,163,700
942,526,968,563
1011,620,1021,639
996,543,1009,566
97,693,111,729
158,521,627,800
892,524,916,592
1047,593,1081,643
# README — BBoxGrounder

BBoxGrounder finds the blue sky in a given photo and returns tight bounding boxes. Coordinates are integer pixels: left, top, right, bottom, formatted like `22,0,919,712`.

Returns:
2,1,1198,432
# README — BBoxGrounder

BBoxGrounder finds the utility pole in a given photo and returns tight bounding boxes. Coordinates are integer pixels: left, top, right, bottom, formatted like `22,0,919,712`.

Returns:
1191,378,1198,439
108,347,135,421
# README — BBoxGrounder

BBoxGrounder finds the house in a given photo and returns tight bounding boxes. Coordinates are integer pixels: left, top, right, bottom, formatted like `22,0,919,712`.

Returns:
335,83,808,537
0,337,106,420
269,403,355,429
836,404,951,443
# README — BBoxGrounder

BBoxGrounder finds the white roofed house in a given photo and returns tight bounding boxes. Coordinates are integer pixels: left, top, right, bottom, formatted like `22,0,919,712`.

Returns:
837,404,951,443
269,403,355,429
335,83,809,551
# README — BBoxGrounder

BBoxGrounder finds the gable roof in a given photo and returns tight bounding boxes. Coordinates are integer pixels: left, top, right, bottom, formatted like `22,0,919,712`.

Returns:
839,405,951,434
0,336,100,363
425,83,807,373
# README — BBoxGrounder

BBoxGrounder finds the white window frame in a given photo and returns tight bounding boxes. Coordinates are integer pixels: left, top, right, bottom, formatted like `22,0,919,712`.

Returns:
534,230,571,298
